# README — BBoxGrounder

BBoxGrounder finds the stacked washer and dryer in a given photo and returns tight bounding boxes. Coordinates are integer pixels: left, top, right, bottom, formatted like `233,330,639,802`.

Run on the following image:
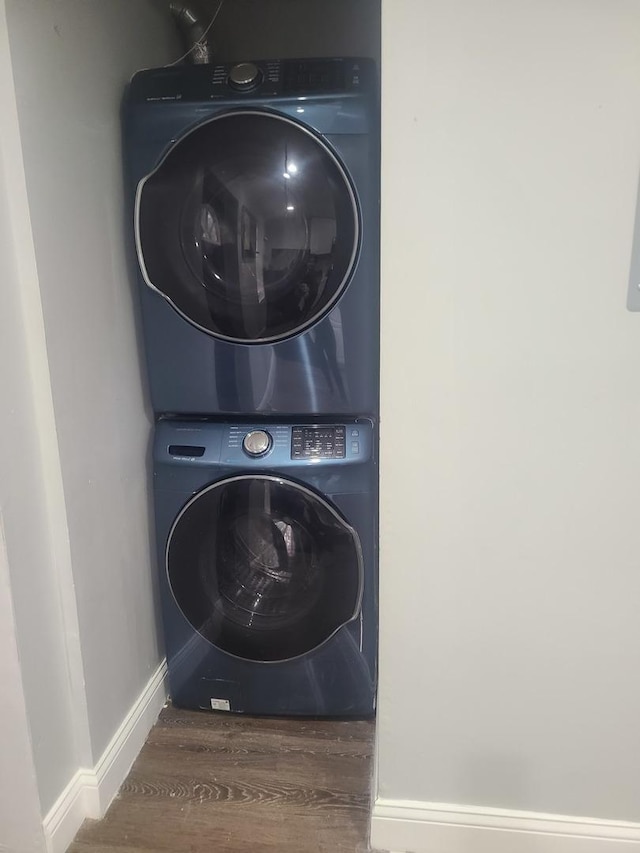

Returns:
124,57,379,716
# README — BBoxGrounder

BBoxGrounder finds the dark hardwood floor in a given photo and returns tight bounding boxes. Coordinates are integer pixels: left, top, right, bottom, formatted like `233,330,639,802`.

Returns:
69,705,378,853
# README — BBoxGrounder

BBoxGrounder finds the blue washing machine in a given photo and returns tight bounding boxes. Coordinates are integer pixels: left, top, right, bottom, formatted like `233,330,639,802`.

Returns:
154,418,377,716
124,57,379,417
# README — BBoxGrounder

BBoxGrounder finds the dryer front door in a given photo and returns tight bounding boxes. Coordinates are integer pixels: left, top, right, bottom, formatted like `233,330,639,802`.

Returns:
166,475,363,662
136,111,359,344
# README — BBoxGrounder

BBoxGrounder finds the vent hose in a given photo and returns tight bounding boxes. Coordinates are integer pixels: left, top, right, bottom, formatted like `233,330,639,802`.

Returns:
169,1,213,64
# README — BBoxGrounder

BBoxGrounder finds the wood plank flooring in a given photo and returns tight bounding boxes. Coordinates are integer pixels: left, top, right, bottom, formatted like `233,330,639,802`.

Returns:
69,705,378,853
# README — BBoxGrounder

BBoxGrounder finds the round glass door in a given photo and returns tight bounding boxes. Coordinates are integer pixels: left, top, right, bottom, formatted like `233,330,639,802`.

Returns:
166,476,363,662
136,111,359,344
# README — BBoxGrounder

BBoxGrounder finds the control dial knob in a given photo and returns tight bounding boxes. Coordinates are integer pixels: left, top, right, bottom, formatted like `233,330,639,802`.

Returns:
243,429,272,457
228,62,261,90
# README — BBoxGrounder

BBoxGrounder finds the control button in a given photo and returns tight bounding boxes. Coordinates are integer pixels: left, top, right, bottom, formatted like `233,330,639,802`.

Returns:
243,429,272,457
228,62,261,90
351,441,360,454
351,429,359,437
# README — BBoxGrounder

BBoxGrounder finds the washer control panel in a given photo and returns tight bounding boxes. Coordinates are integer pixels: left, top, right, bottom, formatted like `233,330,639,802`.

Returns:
158,421,374,468
291,426,345,459
217,423,373,466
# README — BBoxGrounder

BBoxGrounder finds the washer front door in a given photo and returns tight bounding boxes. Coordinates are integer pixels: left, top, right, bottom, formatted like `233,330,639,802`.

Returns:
166,475,364,662
136,111,359,344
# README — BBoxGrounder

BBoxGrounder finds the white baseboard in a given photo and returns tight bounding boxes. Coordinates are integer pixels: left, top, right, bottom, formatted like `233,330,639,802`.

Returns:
43,660,168,853
371,799,640,853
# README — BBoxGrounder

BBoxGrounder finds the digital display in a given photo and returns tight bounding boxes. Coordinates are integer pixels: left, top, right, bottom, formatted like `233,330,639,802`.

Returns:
291,426,346,459
283,60,346,95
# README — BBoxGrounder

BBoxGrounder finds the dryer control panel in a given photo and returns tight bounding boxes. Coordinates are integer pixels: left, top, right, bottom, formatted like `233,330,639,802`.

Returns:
128,57,373,103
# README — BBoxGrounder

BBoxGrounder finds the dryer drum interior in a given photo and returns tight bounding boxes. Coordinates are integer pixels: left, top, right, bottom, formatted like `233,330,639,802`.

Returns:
166,475,364,662
137,111,360,344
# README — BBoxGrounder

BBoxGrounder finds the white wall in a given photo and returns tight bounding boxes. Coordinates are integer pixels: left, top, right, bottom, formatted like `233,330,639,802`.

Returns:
4,0,178,816
0,522,46,853
376,0,640,848
0,80,51,845
0,2,81,817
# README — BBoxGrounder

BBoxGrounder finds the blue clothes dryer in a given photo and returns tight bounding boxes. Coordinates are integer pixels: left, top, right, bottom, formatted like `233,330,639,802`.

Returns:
124,58,379,417
153,418,377,716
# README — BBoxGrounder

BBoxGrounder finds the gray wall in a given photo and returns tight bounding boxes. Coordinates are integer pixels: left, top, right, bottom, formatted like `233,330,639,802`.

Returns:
5,0,179,811
0,1,81,815
0,527,46,853
197,0,379,62
377,0,640,825
0,30,56,842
